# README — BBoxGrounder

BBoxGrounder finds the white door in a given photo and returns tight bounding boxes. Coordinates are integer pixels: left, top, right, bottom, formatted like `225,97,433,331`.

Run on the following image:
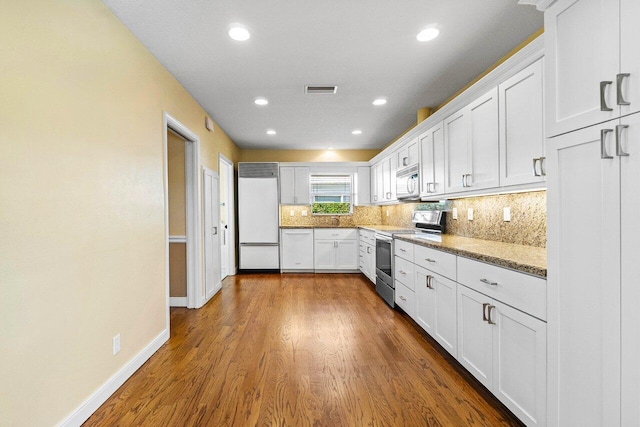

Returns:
621,0,640,117
444,108,468,193
279,166,295,204
433,272,458,358
336,240,358,270
621,112,640,425
547,119,621,427
544,0,619,137
218,156,233,280
420,122,445,196
415,266,435,335
492,300,547,427
468,87,500,191
314,240,335,270
457,284,492,388
499,59,545,186
203,168,221,301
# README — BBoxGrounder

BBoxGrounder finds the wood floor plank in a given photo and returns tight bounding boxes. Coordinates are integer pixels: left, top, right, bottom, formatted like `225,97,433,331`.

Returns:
84,273,523,426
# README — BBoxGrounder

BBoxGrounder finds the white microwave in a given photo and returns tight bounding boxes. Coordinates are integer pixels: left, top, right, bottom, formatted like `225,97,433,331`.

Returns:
396,164,420,200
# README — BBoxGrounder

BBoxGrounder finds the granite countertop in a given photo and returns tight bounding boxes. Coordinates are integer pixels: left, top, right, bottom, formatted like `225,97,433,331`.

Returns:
280,225,356,229
394,234,547,278
357,225,416,233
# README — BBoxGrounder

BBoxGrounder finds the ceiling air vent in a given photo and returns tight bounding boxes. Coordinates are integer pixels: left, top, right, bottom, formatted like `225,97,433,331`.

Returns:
305,85,338,94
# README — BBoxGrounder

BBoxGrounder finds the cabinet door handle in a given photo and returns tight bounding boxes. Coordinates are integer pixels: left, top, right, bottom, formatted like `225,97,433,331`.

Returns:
426,275,433,289
540,157,546,176
212,226,218,235
487,305,496,325
532,158,541,177
617,73,631,106
601,129,614,159
425,258,436,263
426,182,434,193
480,278,498,286
367,246,371,254
374,195,378,201
403,157,409,166
616,125,630,157
461,174,466,188
399,296,407,302
482,303,490,322
600,81,614,111
399,248,406,252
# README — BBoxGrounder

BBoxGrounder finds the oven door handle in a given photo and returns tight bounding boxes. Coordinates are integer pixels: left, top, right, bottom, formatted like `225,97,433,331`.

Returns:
374,234,392,242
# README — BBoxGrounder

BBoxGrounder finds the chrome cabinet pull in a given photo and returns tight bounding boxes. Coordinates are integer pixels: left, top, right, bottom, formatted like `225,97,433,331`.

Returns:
399,296,407,302
403,157,409,166
400,248,406,252
600,81,613,111
601,129,614,159
539,157,546,176
461,174,466,188
532,158,541,177
487,305,496,325
480,278,498,286
617,73,631,106
399,270,406,275
426,275,433,289
367,246,371,254
373,195,378,201
482,303,490,322
212,226,218,235
464,174,472,187
425,258,436,263
427,182,435,193
616,125,630,157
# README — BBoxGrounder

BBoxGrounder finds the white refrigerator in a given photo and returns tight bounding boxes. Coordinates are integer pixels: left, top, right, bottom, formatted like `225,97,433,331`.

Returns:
238,162,280,269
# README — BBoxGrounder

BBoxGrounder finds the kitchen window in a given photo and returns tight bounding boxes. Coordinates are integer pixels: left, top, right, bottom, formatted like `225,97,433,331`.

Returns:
309,174,353,215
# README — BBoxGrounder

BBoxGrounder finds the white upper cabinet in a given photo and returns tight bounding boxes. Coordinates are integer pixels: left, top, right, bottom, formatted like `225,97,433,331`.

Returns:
279,166,309,205
396,137,420,169
420,122,445,197
373,155,396,203
444,108,469,193
444,88,500,194
499,58,546,186
620,0,640,118
545,0,621,137
355,166,371,206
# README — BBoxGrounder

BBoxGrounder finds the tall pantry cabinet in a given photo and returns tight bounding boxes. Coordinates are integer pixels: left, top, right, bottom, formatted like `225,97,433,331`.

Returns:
544,0,640,425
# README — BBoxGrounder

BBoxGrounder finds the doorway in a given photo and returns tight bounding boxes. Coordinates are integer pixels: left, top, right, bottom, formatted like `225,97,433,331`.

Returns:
219,154,236,279
203,167,221,300
163,113,201,323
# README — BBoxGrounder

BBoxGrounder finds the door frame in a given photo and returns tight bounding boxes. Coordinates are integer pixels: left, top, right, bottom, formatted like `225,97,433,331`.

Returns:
218,153,236,277
163,112,202,319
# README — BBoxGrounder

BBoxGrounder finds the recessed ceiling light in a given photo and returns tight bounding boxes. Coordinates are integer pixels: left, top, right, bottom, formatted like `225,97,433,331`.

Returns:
373,98,387,106
352,130,362,135
328,147,334,150
266,129,276,135
228,25,250,41
417,26,439,42
254,97,269,106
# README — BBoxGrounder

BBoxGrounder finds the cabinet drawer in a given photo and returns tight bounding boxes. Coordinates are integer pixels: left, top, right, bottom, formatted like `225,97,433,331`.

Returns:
394,256,415,290
394,239,414,262
457,256,546,321
359,229,375,245
414,245,456,280
315,228,357,240
395,281,416,319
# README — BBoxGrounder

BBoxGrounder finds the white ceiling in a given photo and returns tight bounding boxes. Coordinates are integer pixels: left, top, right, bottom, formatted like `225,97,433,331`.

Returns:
102,0,542,150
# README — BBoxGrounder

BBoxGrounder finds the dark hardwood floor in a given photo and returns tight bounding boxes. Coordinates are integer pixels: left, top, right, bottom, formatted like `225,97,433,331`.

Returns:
84,273,522,426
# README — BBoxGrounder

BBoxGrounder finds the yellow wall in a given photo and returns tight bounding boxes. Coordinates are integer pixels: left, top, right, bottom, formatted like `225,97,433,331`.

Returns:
168,132,187,236
0,1,240,425
240,149,380,163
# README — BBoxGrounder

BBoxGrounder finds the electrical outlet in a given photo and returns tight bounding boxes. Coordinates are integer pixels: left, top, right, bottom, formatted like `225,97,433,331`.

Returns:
452,207,458,220
113,334,121,355
503,207,511,222
301,210,308,216
467,208,474,221
386,209,390,217
289,210,294,217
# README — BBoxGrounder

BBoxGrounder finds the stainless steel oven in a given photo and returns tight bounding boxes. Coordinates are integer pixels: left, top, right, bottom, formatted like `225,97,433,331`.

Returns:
375,232,394,307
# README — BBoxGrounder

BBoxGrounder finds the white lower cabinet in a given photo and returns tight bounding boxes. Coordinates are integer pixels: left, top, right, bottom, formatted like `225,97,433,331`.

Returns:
415,266,457,358
358,230,376,283
281,229,314,271
457,284,546,427
395,280,416,319
314,229,358,271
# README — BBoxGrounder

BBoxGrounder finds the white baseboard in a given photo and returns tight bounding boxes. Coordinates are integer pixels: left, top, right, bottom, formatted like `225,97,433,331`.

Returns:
58,328,169,427
169,296,187,307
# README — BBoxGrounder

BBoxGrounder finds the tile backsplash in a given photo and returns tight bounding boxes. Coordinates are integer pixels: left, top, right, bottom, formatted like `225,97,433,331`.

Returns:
280,190,547,248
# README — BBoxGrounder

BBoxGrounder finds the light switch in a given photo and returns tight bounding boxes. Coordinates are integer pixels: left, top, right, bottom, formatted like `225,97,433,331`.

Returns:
503,207,511,222
467,208,474,221
452,207,458,220
301,210,308,216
